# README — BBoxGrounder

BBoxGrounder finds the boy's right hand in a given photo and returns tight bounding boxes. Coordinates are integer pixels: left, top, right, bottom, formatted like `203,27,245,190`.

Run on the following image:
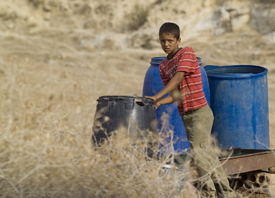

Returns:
145,95,157,102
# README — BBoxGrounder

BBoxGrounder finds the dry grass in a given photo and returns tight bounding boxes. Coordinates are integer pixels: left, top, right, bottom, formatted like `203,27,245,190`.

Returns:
0,111,197,197
0,52,273,198
0,55,199,198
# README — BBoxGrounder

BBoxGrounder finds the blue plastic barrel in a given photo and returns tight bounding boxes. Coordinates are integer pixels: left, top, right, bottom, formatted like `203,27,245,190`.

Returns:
197,57,211,106
142,57,210,154
205,65,269,150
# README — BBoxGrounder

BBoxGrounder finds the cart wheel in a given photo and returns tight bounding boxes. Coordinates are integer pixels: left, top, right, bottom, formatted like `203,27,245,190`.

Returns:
268,167,275,173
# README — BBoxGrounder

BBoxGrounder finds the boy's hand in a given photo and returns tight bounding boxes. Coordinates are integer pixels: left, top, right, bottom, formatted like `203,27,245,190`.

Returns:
145,95,157,102
154,101,161,109
145,96,161,109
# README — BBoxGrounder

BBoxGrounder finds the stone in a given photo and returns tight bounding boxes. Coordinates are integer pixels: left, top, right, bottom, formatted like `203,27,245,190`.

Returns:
250,3,275,34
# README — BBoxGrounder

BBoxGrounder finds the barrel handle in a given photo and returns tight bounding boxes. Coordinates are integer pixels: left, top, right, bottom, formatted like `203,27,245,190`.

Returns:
135,99,145,106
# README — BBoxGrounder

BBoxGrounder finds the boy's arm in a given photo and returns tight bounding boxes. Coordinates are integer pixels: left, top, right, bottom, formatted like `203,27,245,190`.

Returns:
154,95,173,109
154,88,181,109
146,71,185,102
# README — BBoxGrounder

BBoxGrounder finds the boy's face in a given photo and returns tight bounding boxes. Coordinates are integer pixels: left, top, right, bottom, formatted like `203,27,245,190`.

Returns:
159,33,181,57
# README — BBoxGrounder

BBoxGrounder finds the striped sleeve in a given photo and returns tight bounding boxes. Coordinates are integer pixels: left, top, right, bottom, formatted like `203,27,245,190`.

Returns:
176,46,198,75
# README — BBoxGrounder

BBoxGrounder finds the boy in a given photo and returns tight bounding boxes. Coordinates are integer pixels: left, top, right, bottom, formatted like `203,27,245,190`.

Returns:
146,22,236,198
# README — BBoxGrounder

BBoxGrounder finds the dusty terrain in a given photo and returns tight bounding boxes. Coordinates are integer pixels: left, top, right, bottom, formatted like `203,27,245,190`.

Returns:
0,0,275,197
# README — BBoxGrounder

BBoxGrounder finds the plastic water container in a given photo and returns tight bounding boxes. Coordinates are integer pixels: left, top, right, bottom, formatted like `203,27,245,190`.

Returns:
92,96,158,146
142,57,210,154
205,65,269,149
197,57,211,105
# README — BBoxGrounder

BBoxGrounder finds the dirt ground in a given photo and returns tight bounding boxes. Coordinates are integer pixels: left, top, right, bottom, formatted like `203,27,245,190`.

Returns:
1,28,275,198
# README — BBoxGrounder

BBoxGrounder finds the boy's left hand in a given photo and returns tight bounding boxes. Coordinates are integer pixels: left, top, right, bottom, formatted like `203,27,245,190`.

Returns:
154,101,161,109
145,96,161,109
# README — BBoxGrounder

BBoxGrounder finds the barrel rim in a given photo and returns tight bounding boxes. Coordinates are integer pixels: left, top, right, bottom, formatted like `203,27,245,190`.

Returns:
150,57,166,65
205,65,268,79
97,95,155,103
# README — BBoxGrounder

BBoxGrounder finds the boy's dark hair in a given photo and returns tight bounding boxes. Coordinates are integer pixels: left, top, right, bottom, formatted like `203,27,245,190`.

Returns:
159,22,180,40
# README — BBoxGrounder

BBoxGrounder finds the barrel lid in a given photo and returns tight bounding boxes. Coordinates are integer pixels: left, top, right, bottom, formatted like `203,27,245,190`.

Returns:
204,65,268,79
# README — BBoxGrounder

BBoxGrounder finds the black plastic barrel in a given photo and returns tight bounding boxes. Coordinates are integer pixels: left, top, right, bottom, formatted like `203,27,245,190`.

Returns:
142,57,210,154
92,96,158,146
205,65,269,149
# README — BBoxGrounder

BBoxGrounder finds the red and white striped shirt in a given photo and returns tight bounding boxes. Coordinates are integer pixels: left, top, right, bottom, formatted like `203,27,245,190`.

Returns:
159,46,207,115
